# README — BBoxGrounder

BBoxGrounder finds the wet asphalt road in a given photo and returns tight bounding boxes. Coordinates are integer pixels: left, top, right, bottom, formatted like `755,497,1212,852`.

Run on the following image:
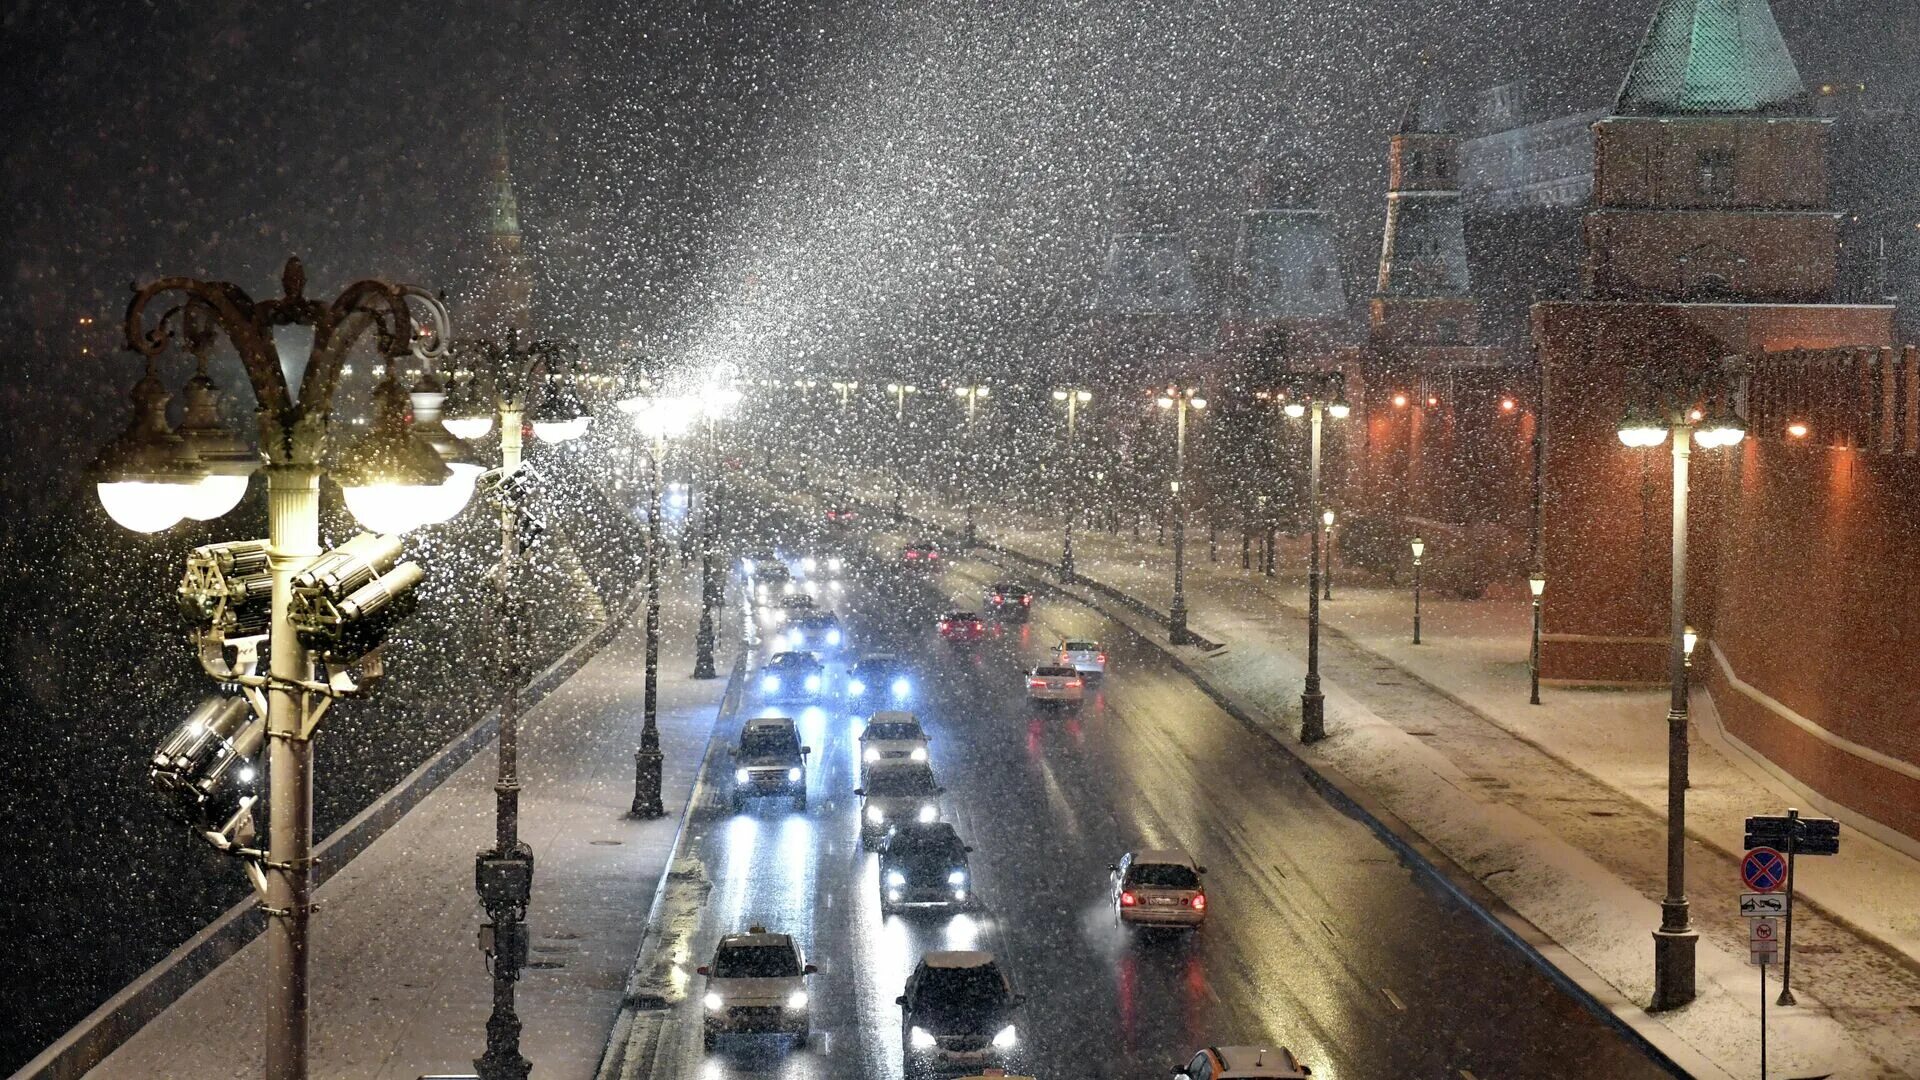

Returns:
647,534,1671,1080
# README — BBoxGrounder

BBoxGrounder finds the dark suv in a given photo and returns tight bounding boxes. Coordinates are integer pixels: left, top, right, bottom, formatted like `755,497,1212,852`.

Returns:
897,951,1024,1076
983,582,1034,621
731,717,811,812
879,821,974,914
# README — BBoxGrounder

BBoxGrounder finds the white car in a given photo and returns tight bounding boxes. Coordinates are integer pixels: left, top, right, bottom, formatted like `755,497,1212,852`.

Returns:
697,926,816,1050
1112,848,1207,929
855,763,944,848
1058,640,1107,679
860,711,930,773
1173,1045,1313,1078
1024,665,1084,707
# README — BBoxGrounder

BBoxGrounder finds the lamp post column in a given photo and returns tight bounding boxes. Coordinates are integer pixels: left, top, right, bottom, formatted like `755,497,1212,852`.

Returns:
476,400,533,1080
1412,542,1423,645
263,463,322,1080
693,421,719,680
1300,404,1327,743
1168,397,1191,645
631,435,667,818
1651,421,1698,1009
1061,393,1078,583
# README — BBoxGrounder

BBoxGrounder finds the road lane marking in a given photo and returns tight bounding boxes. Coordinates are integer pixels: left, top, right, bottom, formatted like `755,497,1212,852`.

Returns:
1381,986,1407,1012
1459,1071,1480,1080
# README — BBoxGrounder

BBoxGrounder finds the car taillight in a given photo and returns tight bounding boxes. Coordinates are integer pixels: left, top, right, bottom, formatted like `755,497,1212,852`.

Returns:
1120,891,1137,907
1097,653,1107,664
1022,595,1032,605
1027,678,1046,688
905,551,918,560
1067,679,1082,688
1191,893,1206,912
929,552,940,560
993,594,1003,603
939,621,950,631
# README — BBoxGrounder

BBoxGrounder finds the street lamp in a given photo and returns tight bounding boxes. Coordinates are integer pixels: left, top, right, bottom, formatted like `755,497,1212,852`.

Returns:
1411,536,1425,644
621,391,699,818
953,385,990,546
1528,571,1545,704
1155,386,1206,644
1320,508,1336,600
109,259,459,1080
887,382,917,519
692,382,742,680
441,335,590,1080
1281,381,1349,743
1053,388,1092,582
1617,392,1744,1011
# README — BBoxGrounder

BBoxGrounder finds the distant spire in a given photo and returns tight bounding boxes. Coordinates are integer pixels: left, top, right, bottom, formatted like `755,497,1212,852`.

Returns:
488,121,522,237
1615,0,1806,115
464,108,534,335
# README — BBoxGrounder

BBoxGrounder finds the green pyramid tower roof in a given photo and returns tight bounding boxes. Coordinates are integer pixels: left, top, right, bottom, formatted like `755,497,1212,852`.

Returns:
1616,0,1807,115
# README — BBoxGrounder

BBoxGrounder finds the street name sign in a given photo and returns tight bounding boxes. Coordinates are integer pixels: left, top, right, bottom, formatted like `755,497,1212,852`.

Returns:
1740,892,1786,917
1745,812,1840,855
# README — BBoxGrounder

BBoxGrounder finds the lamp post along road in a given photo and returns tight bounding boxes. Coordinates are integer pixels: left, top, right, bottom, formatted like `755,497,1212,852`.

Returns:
888,383,916,520
1055,388,1090,582
1156,386,1205,644
954,385,989,547
1618,393,1746,1012
112,259,460,1080
1529,572,1545,705
1321,509,1335,600
1411,536,1425,644
620,392,698,818
1284,387,1347,743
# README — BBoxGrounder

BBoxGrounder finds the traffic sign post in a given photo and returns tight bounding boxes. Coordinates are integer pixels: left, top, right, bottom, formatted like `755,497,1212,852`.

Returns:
1743,807,1840,1008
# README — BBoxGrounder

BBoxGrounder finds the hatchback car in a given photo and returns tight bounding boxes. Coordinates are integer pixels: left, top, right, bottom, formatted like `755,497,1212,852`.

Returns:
983,582,1034,621
860,711,931,773
902,540,943,567
848,653,913,703
1112,849,1207,929
880,821,974,914
898,951,1025,1076
1058,639,1107,678
1172,1045,1312,1078
731,717,811,812
939,611,986,643
760,652,825,701
855,762,944,848
697,926,816,1051
1024,664,1084,707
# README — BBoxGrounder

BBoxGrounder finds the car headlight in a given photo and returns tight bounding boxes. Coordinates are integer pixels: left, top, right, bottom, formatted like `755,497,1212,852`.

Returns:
891,677,911,698
867,806,885,824
825,629,842,646
917,803,937,823
734,768,750,784
909,1026,937,1050
787,767,802,782
704,992,725,1012
829,557,844,572
863,747,880,762
761,675,780,693
804,674,821,691
785,990,809,1010
802,557,817,572
909,747,927,762
848,679,866,696
948,869,966,886
992,1023,1017,1048
742,558,756,573
788,630,803,646
886,870,907,887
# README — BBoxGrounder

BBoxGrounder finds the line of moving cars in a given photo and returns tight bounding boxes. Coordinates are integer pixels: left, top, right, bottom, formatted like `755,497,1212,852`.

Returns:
704,538,1304,1078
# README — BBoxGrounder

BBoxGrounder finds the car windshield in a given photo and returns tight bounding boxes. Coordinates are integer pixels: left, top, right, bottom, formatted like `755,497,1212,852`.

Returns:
866,769,938,795
853,660,898,678
895,836,965,867
1063,641,1098,652
944,611,977,621
770,654,813,670
864,721,923,741
1127,863,1200,889
740,729,798,757
1033,666,1076,677
712,943,801,978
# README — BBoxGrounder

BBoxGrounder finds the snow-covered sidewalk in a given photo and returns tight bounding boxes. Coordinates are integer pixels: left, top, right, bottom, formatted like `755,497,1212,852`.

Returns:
866,476,1920,1080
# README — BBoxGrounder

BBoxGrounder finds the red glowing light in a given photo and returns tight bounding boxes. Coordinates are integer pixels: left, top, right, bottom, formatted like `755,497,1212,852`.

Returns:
1119,891,1137,907
1499,397,1517,412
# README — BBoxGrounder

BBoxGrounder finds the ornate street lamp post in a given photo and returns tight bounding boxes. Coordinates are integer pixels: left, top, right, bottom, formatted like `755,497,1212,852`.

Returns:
887,382,917,520
618,391,699,818
1617,392,1745,1011
1052,388,1091,583
106,259,465,1080
1155,386,1206,644
953,385,989,547
1528,571,1545,704
1283,383,1349,743
1321,508,1336,600
693,383,742,680
442,336,592,1080
1411,536,1425,644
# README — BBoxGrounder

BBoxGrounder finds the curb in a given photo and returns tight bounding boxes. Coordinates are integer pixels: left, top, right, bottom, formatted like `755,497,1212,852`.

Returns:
13,588,645,1080
593,649,748,1080
956,543,1726,1080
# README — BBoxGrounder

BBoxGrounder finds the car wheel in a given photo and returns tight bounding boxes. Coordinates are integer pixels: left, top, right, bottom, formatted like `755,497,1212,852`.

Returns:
730,794,745,814
702,1030,716,1052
